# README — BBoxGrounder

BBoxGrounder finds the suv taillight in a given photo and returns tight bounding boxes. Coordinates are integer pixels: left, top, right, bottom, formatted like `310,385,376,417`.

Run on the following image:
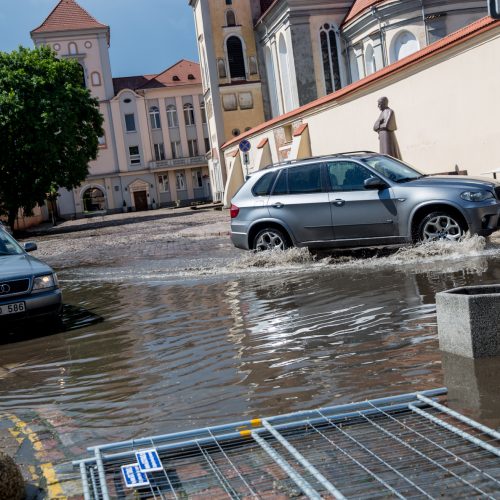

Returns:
230,204,240,218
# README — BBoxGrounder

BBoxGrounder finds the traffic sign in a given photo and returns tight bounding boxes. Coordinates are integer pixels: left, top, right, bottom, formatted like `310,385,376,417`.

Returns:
135,449,163,472
239,139,251,153
121,464,150,488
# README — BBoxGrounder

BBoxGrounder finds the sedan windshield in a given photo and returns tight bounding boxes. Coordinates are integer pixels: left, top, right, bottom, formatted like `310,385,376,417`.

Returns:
0,230,24,255
361,155,424,183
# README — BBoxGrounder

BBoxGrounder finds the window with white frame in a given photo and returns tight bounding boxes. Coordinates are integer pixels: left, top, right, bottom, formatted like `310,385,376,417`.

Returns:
129,146,141,165
125,113,136,132
188,139,198,157
158,174,169,193
171,141,182,159
91,71,101,86
98,135,106,147
176,171,186,190
166,105,178,128
364,43,376,75
149,106,161,129
154,143,166,161
200,101,207,123
183,103,195,126
320,23,341,94
192,170,203,188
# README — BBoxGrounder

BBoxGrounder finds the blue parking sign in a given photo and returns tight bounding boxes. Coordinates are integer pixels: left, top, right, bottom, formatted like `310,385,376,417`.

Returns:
121,464,150,488
136,448,163,472
239,139,251,152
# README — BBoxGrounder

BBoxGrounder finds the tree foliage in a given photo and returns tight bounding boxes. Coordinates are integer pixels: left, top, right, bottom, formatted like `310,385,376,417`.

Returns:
0,46,103,229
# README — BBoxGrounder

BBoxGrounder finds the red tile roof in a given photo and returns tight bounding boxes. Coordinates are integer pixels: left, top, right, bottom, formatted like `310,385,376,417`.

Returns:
223,16,500,149
31,0,108,34
343,0,385,24
112,60,201,95
293,123,308,137
257,138,269,149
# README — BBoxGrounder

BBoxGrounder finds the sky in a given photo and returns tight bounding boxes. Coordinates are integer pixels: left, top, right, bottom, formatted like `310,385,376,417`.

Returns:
0,0,199,77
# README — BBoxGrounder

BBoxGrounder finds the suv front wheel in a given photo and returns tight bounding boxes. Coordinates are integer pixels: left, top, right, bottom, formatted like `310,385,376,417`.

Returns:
253,228,289,251
417,211,467,242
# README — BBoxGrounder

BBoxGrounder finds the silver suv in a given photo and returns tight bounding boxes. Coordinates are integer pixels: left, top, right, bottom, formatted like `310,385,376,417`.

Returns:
230,152,500,251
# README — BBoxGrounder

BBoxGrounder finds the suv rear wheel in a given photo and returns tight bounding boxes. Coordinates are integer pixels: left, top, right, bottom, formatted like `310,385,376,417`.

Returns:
253,228,288,251
417,211,467,242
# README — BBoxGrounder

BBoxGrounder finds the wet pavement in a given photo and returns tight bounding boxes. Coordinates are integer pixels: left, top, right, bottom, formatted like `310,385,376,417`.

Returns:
1,207,500,498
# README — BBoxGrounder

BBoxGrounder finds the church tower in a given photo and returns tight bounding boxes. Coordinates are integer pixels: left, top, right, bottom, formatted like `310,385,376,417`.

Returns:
31,0,119,214
189,0,267,201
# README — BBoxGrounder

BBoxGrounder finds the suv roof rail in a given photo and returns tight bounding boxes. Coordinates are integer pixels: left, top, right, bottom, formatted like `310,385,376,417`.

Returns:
262,151,378,170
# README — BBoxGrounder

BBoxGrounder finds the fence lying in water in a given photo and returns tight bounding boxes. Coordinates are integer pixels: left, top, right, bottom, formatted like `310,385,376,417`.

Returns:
73,388,500,499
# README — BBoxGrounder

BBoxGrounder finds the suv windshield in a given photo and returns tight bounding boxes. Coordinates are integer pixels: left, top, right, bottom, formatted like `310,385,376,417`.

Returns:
0,231,24,255
361,155,424,183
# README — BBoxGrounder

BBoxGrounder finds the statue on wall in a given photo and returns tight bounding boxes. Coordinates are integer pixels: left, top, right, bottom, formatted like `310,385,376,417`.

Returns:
373,97,402,159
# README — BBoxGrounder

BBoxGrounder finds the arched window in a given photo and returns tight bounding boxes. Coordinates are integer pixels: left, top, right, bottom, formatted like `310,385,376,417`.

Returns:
166,105,178,128
183,103,195,126
78,63,86,88
392,31,420,62
217,58,227,78
278,34,293,112
68,42,78,55
200,101,207,123
364,43,376,75
82,187,105,212
226,36,246,79
149,106,161,129
320,23,341,94
226,9,236,26
91,71,101,86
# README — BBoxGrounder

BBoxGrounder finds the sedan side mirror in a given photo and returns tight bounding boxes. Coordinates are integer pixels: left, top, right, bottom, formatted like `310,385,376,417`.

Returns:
364,177,388,190
23,242,37,252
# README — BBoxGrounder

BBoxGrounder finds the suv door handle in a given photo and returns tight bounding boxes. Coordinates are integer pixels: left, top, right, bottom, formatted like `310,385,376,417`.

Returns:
332,199,345,207
271,202,284,208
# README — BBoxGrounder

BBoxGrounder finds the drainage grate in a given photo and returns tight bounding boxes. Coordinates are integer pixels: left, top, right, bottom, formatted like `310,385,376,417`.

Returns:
74,388,500,499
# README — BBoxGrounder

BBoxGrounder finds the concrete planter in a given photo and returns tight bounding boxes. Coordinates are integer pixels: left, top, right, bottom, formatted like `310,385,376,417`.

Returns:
436,285,500,358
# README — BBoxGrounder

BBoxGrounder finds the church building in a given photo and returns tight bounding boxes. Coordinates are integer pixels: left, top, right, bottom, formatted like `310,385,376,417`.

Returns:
31,0,212,218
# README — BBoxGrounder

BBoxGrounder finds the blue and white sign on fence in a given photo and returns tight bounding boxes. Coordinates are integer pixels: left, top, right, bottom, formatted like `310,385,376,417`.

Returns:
121,464,150,488
135,448,164,472
239,139,251,153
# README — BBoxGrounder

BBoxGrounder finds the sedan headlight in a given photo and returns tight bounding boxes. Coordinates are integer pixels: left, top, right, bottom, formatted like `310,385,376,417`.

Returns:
32,273,58,291
460,190,494,202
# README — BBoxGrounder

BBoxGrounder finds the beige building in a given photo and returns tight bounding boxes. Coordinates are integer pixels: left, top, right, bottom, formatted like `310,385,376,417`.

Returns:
31,0,211,218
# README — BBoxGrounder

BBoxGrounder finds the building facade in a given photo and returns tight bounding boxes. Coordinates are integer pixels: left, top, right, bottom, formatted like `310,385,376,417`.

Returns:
31,0,211,218
189,0,489,203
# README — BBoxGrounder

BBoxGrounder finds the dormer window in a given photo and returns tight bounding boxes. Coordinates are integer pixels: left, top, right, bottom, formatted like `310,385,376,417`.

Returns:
173,75,180,81
188,74,195,80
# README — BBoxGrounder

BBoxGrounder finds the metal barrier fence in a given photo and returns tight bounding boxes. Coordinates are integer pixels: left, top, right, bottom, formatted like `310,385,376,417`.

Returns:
73,388,500,499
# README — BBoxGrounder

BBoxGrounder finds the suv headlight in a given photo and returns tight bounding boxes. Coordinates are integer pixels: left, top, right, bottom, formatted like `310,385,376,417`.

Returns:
32,273,58,291
460,190,494,202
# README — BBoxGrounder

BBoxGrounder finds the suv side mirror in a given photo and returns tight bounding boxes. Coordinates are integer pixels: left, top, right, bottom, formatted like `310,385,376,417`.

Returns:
489,0,500,18
23,242,37,252
364,177,388,190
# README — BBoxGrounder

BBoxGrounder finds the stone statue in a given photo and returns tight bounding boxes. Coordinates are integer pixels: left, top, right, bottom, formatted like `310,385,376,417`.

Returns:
373,97,402,159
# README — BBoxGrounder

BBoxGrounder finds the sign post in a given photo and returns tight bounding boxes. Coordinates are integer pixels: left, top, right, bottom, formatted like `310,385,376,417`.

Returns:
239,140,251,179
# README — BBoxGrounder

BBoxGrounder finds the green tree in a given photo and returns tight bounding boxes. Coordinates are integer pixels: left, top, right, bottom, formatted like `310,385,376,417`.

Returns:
0,46,103,230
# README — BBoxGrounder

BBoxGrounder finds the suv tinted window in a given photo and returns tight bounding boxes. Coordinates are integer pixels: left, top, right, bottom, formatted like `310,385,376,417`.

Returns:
326,161,374,191
252,171,277,196
287,164,322,194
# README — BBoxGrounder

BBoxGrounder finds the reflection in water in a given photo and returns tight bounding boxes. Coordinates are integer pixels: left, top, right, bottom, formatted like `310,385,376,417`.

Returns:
0,240,499,459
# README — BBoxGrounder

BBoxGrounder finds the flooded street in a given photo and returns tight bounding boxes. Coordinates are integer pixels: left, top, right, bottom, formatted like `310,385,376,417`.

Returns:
1,208,500,494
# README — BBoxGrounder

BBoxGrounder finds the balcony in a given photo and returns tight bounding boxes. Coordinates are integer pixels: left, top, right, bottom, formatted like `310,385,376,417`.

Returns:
148,155,206,170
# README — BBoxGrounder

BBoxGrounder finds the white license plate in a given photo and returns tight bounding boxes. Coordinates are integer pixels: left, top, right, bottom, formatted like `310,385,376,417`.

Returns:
0,302,26,316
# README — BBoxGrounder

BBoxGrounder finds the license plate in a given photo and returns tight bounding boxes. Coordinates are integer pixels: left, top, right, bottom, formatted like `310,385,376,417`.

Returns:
0,302,26,316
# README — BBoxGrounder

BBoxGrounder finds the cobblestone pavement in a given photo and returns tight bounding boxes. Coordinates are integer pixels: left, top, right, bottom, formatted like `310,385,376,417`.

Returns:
23,206,233,269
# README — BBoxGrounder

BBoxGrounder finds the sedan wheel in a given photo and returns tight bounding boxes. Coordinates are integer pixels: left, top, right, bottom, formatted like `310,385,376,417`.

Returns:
418,212,466,242
253,228,288,251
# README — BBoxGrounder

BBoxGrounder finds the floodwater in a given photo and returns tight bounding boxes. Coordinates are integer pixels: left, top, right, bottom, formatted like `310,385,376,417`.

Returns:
1,233,500,460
